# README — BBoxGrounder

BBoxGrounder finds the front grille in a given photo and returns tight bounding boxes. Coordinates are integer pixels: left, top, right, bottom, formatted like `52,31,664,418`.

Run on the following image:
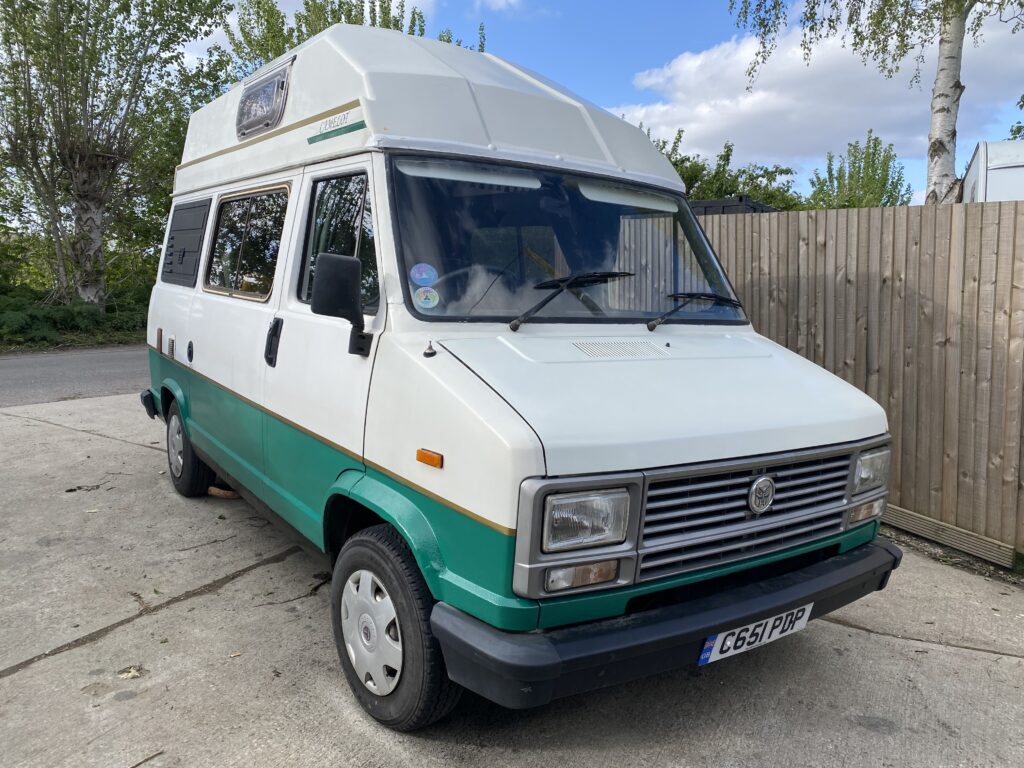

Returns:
638,451,853,582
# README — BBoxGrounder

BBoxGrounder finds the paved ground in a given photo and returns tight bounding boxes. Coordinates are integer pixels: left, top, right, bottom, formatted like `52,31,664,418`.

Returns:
0,345,149,407
0,390,1022,767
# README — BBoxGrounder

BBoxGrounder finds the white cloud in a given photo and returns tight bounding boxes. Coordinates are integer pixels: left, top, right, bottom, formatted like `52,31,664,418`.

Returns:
474,0,522,10
613,22,1024,190
409,0,438,15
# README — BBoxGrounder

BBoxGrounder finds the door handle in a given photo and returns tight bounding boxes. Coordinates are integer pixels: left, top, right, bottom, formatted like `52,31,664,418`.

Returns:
264,317,284,367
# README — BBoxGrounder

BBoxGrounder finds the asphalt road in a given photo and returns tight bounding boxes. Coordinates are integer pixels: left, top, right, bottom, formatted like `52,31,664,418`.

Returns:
0,345,150,407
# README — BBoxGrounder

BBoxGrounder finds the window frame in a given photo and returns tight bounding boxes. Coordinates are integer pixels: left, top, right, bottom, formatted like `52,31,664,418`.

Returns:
202,183,291,304
236,60,292,140
296,169,379,315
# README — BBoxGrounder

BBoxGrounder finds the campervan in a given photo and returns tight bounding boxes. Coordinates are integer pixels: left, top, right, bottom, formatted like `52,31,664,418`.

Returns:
963,140,1024,203
144,25,900,730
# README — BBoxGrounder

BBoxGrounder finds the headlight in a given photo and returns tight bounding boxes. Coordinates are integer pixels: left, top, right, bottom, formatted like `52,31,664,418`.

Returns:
853,447,891,495
542,488,629,552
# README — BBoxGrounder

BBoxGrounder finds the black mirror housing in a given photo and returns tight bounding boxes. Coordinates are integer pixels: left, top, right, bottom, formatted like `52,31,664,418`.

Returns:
310,253,372,356
311,253,363,326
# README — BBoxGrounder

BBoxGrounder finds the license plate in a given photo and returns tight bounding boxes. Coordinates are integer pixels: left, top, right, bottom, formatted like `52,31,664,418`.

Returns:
697,603,813,666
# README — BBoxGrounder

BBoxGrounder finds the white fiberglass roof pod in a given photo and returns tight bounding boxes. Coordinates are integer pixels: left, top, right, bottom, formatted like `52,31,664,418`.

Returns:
175,23,682,196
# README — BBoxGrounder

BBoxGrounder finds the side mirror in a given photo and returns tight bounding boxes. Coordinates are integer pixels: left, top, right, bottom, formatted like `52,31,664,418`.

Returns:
310,253,373,356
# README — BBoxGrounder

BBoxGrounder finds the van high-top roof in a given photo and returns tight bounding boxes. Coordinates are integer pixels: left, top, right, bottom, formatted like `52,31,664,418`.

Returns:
175,23,681,197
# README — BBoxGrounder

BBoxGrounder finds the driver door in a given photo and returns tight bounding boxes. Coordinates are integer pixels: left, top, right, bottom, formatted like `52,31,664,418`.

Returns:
260,156,384,544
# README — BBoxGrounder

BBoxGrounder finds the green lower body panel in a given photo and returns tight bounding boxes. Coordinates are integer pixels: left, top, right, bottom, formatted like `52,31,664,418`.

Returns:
188,375,266,502
262,414,365,548
354,466,538,630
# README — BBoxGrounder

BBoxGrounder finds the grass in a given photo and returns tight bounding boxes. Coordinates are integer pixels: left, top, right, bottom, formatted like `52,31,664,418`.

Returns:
0,284,148,354
0,328,146,355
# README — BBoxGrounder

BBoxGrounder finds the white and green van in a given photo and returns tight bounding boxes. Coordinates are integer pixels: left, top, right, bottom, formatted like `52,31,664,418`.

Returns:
143,24,900,730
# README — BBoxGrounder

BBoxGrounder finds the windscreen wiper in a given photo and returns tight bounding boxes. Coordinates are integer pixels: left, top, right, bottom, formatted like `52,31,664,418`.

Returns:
646,291,743,331
509,271,634,331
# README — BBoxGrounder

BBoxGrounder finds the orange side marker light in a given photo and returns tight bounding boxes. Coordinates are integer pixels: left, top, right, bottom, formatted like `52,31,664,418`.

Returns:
416,449,444,469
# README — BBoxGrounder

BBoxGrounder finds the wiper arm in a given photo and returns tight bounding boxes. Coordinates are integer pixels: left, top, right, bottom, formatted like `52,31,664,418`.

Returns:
646,291,743,331
509,271,633,331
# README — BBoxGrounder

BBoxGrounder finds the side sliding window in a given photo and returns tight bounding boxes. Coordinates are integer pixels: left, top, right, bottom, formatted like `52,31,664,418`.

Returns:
205,188,289,300
298,173,379,314
161,199,212,287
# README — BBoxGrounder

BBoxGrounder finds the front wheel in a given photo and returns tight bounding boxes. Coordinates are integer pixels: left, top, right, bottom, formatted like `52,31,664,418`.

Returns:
331,524,462,730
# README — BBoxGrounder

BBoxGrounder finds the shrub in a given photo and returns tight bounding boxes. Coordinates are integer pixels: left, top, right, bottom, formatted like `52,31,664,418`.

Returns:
47,302,104,332
0,309,60,344
0,286,148,349
105,308,147,332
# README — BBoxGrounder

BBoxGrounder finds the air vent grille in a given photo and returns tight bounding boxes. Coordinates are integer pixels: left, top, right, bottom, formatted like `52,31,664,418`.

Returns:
572,340,669,359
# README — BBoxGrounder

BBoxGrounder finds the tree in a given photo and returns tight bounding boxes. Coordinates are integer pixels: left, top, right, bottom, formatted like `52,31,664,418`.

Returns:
104,48,233,303
807,130,913,208
653,129,805,210
226,0,484,79
0,0,227,306
1011,94,1023,139
729,1,1024,204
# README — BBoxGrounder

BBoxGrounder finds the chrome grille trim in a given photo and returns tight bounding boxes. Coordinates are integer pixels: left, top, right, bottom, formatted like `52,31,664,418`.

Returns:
639,511,846,581
636,442,880,582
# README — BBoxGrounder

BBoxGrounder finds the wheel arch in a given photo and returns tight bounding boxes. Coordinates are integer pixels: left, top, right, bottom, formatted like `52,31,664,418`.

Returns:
322,473,445,598
158,378,188,421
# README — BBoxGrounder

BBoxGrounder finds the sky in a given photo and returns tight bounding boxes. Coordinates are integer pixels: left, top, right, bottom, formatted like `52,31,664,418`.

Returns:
214,0,1024,202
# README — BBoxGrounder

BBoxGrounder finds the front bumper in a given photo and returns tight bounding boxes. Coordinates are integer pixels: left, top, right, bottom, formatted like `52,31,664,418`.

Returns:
431,539,902,709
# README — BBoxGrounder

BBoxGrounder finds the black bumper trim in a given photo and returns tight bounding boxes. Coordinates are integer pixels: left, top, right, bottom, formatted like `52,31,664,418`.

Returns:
431,539,902,709
140,390,158,420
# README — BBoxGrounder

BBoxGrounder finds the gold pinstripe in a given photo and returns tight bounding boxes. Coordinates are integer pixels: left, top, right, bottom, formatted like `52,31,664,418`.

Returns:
176,99,362,172
150,347,516,535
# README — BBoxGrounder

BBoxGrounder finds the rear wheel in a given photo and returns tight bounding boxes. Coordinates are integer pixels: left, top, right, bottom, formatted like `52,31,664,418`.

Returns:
165,401,213,497
331,524,462,730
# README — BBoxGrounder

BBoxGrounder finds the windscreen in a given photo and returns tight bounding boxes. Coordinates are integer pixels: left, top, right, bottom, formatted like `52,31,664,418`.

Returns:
389,156,745,325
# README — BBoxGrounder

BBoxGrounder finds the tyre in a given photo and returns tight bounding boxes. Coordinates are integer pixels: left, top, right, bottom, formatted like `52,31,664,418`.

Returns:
331,524,462,730
165,400,214,498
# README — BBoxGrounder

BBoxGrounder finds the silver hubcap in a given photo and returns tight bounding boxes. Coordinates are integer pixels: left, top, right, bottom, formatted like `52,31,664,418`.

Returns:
168,414,184,478
341,569,403,695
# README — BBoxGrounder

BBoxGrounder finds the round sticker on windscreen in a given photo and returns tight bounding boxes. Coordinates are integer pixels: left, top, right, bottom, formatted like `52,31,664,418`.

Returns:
414,287,440,309
409,263,439,286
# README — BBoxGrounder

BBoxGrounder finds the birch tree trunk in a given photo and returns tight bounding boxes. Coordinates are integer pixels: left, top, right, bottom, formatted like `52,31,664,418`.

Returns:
925,6,969,204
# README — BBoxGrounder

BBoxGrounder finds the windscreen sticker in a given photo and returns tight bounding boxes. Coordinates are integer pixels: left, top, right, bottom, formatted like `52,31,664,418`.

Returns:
414,286,440,309
409,263,439,286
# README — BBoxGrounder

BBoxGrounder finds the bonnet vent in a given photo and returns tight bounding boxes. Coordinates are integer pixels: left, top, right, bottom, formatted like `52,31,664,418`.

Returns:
572,341,670,360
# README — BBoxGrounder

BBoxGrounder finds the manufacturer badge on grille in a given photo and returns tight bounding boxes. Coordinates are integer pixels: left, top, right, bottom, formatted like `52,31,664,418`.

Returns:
748,475,775,516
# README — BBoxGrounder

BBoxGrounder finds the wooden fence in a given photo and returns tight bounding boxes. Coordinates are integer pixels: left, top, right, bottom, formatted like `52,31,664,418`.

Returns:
698,202,1024,566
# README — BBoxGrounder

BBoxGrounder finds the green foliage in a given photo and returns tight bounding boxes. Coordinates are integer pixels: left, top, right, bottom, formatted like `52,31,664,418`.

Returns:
729,1,1023,84
653,129,805,210
0,282,146,348
1011,94,1024,140
1,0,486,347
729,2,1024,201
225,0,483,79
106,45,232,304
0,0,229,306
808,130,913,208
225,0,306,78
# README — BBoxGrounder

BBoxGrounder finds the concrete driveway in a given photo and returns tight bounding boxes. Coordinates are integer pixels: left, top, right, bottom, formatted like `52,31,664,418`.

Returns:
0,393,1021,768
